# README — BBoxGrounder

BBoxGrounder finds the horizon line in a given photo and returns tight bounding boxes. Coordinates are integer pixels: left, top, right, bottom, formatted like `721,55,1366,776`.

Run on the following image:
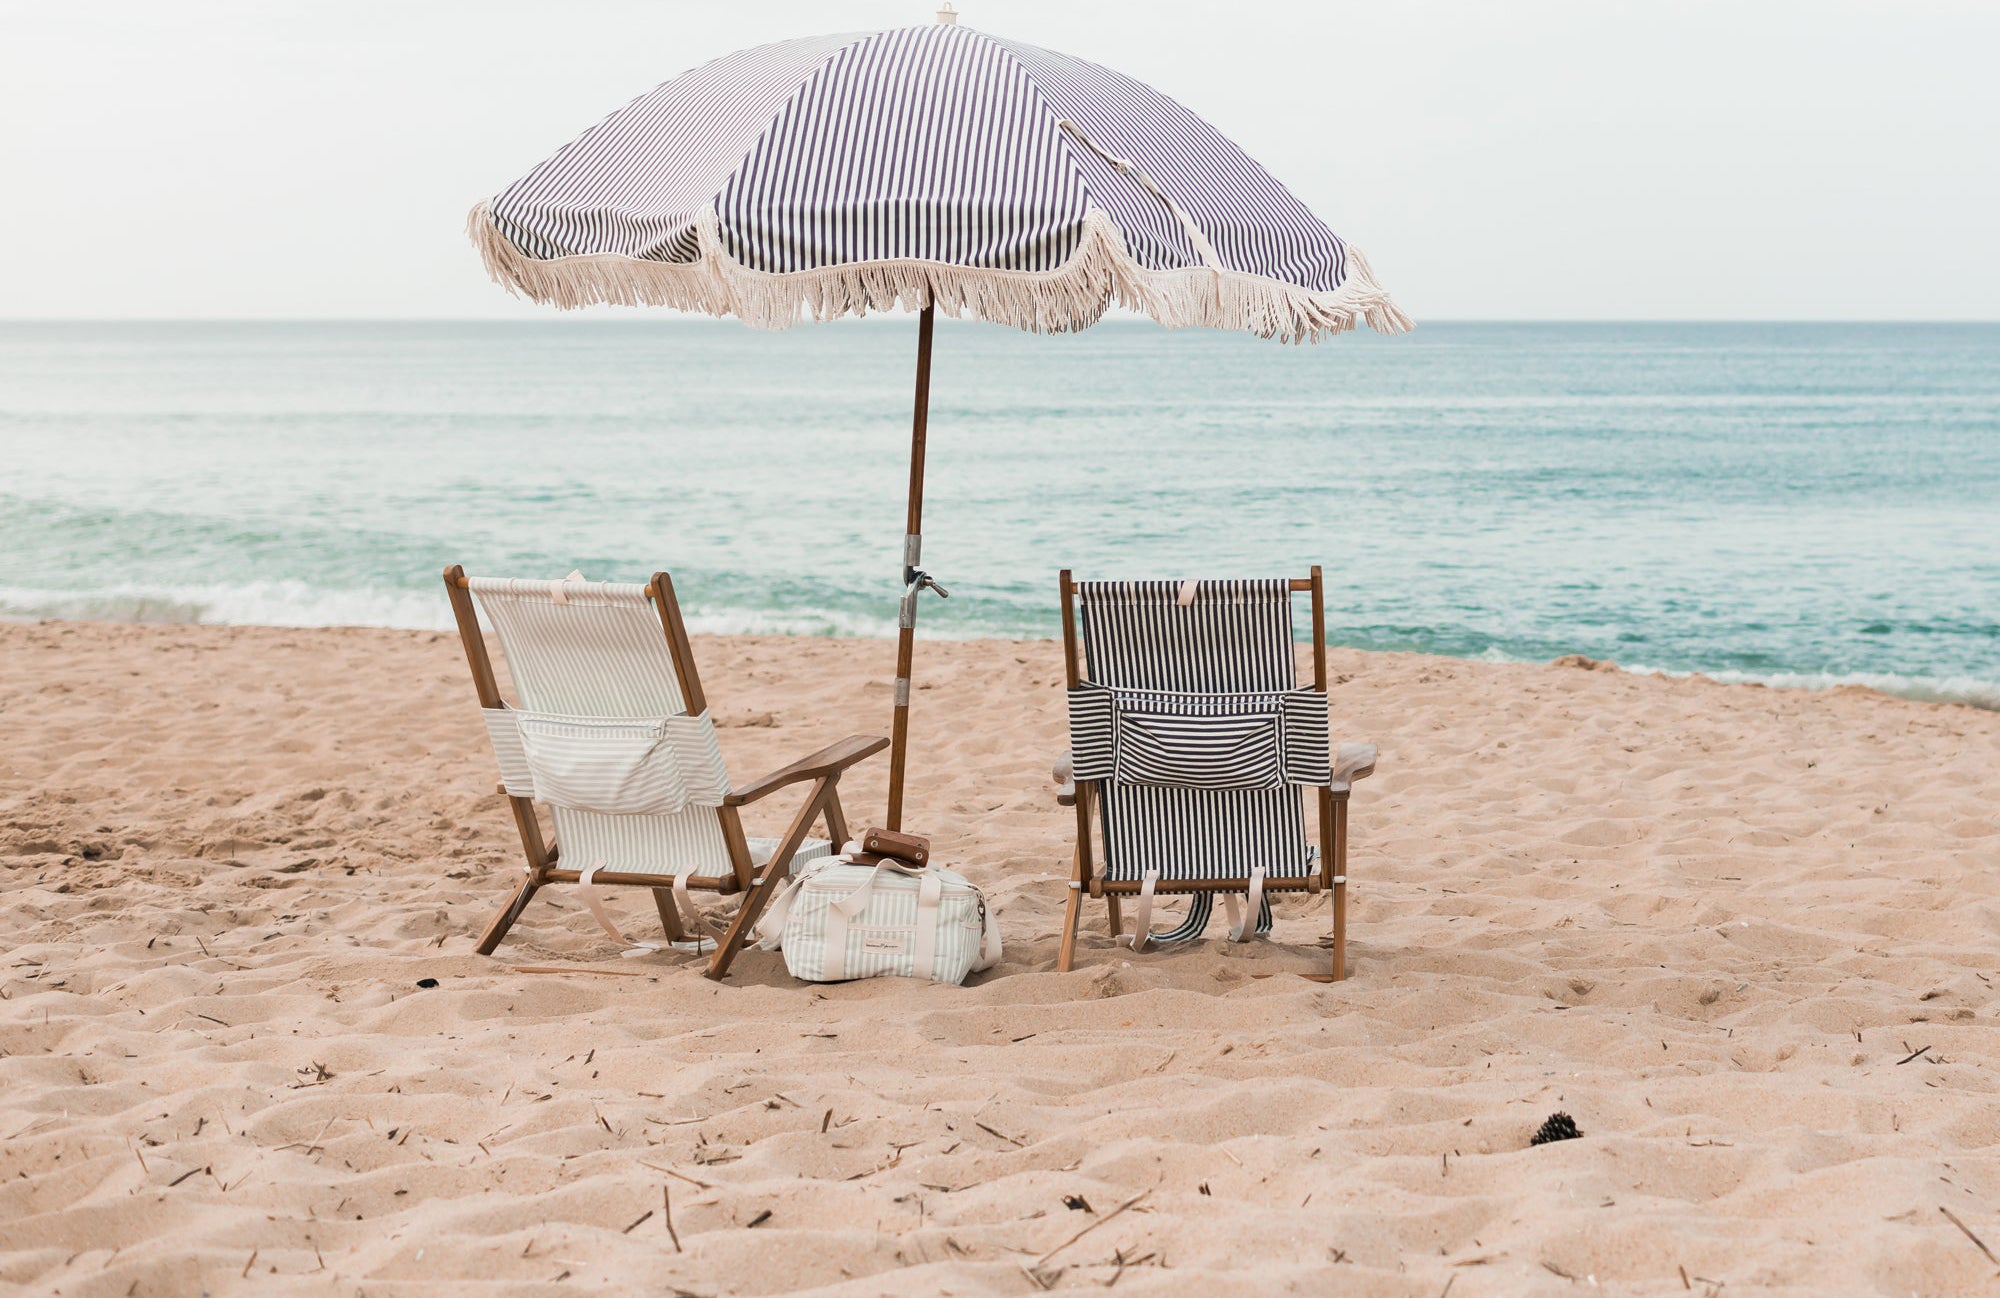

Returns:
4,316,1998,326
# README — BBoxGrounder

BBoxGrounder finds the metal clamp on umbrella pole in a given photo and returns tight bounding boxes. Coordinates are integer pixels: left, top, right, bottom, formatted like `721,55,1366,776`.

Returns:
891,538,950,758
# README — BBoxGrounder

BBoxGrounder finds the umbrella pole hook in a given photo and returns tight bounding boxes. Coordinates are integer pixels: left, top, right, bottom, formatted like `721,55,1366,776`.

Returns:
886,304,936,831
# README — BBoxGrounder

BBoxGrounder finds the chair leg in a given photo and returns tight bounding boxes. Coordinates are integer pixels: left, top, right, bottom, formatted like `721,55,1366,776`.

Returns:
651,888,689,944
1331,795,1349,982
822,785,851,849
475,878,538,956
707,778,830,981
1105,895,1124,939
1056,881,1083,973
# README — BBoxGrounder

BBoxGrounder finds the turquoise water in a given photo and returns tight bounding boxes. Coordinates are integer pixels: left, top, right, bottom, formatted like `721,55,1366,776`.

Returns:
2,319,1996,706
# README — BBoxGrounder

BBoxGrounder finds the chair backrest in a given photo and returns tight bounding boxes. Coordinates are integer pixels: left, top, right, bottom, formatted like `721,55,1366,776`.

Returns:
466,574,737,878
1072,579,1323,883
472,576,687,715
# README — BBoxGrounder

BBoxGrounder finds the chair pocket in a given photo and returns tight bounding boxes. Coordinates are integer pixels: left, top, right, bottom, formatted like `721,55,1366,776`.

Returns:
1114,709,1284,790
514,716,705,816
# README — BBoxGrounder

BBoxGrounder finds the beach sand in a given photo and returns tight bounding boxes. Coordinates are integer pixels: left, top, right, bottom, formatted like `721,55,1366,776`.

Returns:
3,620,1998,1296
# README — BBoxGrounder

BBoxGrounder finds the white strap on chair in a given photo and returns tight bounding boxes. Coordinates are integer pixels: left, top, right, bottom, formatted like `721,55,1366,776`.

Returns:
577,861,713,957
577,861,645,950
1177,579,1199,607
671,863,726,950
1223,862,1267,942
548,568,588,605
1116,868,1161,952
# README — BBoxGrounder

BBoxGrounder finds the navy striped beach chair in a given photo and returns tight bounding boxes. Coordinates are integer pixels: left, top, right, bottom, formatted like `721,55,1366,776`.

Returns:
1053,570,1377,979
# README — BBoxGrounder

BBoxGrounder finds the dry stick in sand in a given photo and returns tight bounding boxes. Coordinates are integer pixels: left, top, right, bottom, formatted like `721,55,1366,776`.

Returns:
1034,1191,1149,1270
638,1160,711,1189
511,965,654,979
1939,1206,1999,1265
663,1185,682,1253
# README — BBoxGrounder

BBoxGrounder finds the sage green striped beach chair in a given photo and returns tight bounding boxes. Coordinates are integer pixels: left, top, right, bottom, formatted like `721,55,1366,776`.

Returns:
444,566,886,979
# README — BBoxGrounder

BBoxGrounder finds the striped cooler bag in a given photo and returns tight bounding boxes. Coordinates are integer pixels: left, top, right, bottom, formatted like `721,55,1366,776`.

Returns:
753,852,1001,984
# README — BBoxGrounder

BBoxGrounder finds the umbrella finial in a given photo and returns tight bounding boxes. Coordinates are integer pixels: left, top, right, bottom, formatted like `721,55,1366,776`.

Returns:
935,3,959,24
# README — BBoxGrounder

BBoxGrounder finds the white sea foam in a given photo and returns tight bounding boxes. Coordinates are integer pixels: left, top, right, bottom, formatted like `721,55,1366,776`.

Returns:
0,583,457,632
1617,663,2000,711
0,584,933,640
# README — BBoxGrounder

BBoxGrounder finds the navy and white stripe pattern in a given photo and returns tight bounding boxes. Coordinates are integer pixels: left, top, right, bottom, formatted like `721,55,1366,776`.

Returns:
471,24,1408,341
1075,580,1329,940
1069,683,1332,790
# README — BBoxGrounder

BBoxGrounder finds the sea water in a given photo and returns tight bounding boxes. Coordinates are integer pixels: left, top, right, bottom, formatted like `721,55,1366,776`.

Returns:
1,319,1994,706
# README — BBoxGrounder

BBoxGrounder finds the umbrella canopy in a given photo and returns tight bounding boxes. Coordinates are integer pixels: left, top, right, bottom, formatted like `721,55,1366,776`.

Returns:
469,15,1408,829
468,20,1407,341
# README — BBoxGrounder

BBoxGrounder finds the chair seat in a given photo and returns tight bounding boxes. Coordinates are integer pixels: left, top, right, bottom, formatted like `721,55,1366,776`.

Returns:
750,836,833,875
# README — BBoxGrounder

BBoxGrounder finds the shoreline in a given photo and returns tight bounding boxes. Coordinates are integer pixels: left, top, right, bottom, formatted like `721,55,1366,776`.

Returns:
4,619,1999,1293
2,611,1993,713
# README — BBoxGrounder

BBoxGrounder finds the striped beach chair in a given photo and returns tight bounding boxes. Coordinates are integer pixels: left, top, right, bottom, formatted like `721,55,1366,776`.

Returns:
443,566,886,979
1053,570,1377,979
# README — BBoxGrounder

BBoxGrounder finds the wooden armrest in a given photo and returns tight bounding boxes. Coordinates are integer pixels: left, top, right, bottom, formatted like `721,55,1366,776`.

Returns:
725,735,889,806
1053,750,1076,807
1329,742,1379,794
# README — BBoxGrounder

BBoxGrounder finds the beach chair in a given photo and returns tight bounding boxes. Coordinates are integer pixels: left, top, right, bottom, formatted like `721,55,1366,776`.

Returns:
1052,569,1378,980
443,566,886,979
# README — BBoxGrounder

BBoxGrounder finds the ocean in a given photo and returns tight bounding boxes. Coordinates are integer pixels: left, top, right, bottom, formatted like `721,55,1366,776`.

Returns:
2,319,1995,707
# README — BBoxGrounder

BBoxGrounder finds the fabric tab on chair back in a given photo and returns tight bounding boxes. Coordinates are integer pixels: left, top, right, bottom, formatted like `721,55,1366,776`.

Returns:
467,575,733,875
1074,579,1316,882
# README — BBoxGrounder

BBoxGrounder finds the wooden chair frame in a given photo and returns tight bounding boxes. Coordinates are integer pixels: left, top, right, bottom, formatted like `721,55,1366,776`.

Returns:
1052,566,1355,981
443,565,886,980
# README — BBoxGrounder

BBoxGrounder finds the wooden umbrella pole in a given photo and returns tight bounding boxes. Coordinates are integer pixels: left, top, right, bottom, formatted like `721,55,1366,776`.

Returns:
886,304,937,831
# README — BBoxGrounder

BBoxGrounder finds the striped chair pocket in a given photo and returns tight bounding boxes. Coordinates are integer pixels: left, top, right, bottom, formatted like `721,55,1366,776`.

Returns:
1114,709,1284,790
1068,684,1333,791
486,708,730,816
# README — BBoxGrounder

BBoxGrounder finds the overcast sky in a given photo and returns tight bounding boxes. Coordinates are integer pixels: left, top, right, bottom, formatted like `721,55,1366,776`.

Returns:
3,0,1995,320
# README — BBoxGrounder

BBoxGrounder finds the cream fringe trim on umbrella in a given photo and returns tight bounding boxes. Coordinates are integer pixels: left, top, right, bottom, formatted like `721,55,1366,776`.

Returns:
467,202,1412,343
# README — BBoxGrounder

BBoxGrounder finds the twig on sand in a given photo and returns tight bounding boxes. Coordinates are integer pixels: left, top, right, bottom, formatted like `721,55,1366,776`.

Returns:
1940,1206,1998,1265
621,1210,653,1234
1896,1043,1932,1065
1034,1192,1149,1269
976,1121,1027,1148
664,1185,682,1253
510,965,654,979
637,1160,711,1189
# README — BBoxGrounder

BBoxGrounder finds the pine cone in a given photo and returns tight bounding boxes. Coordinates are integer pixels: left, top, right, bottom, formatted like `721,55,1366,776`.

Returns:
1530,1112,1582,1146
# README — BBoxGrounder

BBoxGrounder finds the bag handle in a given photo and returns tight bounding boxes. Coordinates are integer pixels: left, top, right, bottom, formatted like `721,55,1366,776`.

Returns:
911,871,943,980
832,856,933,919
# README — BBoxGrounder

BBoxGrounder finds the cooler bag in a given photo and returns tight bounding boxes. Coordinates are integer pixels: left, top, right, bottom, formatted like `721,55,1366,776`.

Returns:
754,855,1000,984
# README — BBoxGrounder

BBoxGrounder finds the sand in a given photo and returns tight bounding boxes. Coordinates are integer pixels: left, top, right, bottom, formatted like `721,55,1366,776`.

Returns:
3,620,1999,1297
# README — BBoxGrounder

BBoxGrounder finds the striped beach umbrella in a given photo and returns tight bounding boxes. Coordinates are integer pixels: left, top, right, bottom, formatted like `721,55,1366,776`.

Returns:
469,10,1409,829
